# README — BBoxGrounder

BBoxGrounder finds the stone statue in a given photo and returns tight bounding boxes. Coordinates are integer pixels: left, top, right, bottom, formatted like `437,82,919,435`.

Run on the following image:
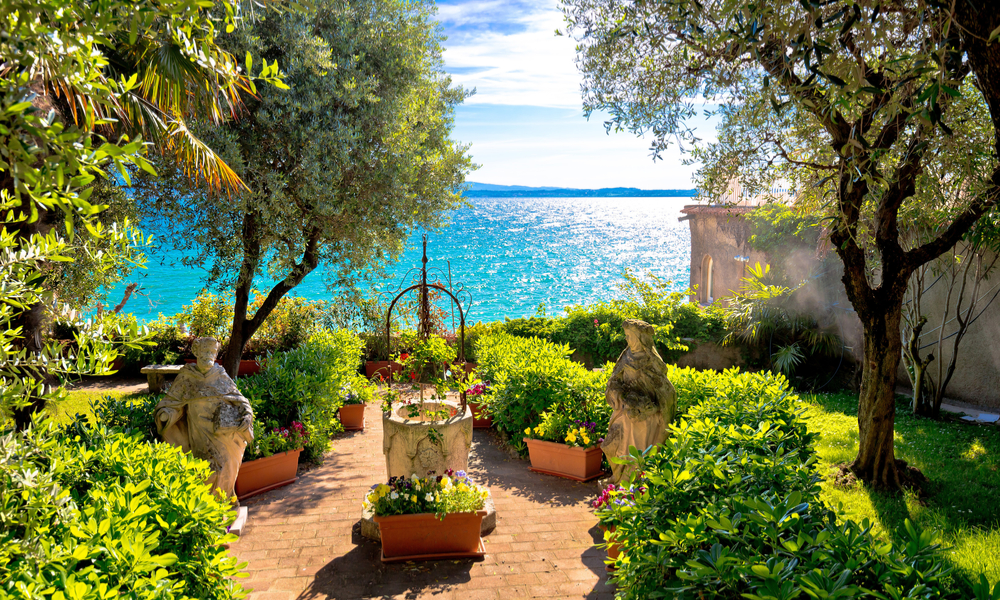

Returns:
155,337,254,503
601,319,677,484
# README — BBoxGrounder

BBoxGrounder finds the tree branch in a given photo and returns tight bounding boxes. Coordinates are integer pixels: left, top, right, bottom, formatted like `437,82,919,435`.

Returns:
906,166,1000,268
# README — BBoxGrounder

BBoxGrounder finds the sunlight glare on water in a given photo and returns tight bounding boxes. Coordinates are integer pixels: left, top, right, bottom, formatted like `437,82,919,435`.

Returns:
120,197,693,323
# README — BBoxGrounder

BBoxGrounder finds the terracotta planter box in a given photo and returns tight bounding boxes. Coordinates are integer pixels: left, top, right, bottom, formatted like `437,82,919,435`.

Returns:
373,510,487,562
523,438,605,482
599,524,622,571
234,448,302,500
339,403,366,431
467,398,492,429
365,360,402,380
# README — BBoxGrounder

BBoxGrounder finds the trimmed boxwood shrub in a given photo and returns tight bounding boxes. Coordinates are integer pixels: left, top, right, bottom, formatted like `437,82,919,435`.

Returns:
597,369,966,599
0,421,245,599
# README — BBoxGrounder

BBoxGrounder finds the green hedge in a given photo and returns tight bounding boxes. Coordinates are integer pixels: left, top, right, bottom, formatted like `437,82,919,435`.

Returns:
497,273,727,365
474,332,611,451
597,369,967,599
0,421,245,599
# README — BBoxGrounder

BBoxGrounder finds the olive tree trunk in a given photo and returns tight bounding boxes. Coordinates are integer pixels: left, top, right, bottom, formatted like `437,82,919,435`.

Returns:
850,295,906,488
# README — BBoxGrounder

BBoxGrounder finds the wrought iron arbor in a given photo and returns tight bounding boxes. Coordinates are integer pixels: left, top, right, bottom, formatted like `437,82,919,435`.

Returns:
383,235,472,411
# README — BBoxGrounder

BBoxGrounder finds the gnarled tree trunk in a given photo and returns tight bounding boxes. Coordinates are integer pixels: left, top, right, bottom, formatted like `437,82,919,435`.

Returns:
850,297,906,489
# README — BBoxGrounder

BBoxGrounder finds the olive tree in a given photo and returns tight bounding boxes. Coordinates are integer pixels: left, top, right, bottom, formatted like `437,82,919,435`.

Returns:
136,0,475,377
562,0,1000,489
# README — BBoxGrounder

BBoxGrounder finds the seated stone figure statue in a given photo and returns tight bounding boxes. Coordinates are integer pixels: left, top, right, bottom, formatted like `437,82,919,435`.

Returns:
601,319,677,484
155,337,254,503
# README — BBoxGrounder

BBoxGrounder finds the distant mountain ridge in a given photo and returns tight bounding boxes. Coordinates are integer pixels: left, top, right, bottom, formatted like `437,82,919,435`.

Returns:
462,182,697,198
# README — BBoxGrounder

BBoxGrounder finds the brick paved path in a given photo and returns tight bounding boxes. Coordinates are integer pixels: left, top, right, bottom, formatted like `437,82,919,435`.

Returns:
230,402,617,599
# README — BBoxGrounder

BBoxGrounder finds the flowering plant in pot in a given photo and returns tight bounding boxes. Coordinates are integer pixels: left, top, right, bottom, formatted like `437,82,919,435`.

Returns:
523,410,607,481
593,478,646,571
364,470,490,561
338,384,371,431
464,379,492,429
592,483,636,570
235,421,307,499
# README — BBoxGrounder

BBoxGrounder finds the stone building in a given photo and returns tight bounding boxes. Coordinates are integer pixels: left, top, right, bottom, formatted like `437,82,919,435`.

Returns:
680,192,1000,412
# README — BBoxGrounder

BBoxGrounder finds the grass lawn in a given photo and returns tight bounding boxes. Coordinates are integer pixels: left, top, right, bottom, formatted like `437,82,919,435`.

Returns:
804,390,1000,588
47,388,145,425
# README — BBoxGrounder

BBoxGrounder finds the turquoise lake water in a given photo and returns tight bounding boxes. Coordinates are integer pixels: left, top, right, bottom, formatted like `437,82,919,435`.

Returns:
119,197,694,324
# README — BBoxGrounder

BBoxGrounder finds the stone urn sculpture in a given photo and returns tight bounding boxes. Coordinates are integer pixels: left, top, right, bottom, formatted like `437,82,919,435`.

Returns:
383,397,473,479
601,319,677,485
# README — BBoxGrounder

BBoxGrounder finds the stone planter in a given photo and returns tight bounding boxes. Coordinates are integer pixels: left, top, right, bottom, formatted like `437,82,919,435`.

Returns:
467,398,492,429
523,438,605,482
599,524,622,571
383,399,472,479
374,510,487,562
339,403,366,431
234,448,301,500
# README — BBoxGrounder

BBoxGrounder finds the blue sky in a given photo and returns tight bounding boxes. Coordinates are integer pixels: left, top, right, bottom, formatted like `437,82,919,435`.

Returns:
435,0,710,190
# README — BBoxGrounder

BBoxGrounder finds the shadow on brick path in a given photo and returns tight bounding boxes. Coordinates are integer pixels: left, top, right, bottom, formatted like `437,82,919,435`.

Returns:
231,403,618,599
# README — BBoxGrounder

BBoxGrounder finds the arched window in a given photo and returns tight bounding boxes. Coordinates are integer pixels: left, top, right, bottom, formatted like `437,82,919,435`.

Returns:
701,254,714,304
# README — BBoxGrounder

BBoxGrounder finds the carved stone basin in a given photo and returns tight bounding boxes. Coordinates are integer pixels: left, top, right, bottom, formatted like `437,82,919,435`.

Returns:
382,399,473,479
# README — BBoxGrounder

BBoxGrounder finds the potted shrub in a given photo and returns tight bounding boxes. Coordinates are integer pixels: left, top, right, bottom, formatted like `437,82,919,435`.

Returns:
234,421,307,500
366,470,490,562
465,380,492,429
338,385,368,431
523,411,606,481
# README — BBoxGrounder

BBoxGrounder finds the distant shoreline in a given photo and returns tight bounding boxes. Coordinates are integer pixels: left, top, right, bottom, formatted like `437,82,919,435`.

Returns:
462,188,698,198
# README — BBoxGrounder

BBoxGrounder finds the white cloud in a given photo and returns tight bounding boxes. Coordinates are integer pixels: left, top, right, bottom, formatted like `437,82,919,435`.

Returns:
438,2,582,108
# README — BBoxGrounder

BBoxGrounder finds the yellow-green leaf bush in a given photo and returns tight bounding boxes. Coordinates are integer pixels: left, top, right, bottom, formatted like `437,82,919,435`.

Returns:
474,332,611,451
0,421,245,599
598,369,965,598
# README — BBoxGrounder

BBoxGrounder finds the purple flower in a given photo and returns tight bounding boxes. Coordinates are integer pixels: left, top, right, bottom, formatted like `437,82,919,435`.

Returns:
456,470,467,478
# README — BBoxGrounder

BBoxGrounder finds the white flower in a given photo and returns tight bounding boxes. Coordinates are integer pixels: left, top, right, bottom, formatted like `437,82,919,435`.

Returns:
411,473,420,480
425,493,434,502
390,491,399,500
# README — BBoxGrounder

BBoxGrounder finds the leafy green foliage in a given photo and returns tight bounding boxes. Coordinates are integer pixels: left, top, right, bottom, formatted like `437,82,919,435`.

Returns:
0,420,245,599
724,263,842,380
86,394,160,442
562,0,1000,486
474,332,611,452
499,270,726,364
598,370,962,599
238,330,372,463
0,0,284,423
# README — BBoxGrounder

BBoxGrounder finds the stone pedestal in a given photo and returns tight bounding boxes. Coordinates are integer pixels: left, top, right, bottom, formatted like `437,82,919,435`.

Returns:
361,397,497,542
382,400,473,479
230,506,248,537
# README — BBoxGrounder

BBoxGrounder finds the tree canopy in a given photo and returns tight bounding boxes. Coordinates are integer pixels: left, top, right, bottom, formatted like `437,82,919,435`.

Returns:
562,0,1000,489
0,0,279,424
136,0,475,375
